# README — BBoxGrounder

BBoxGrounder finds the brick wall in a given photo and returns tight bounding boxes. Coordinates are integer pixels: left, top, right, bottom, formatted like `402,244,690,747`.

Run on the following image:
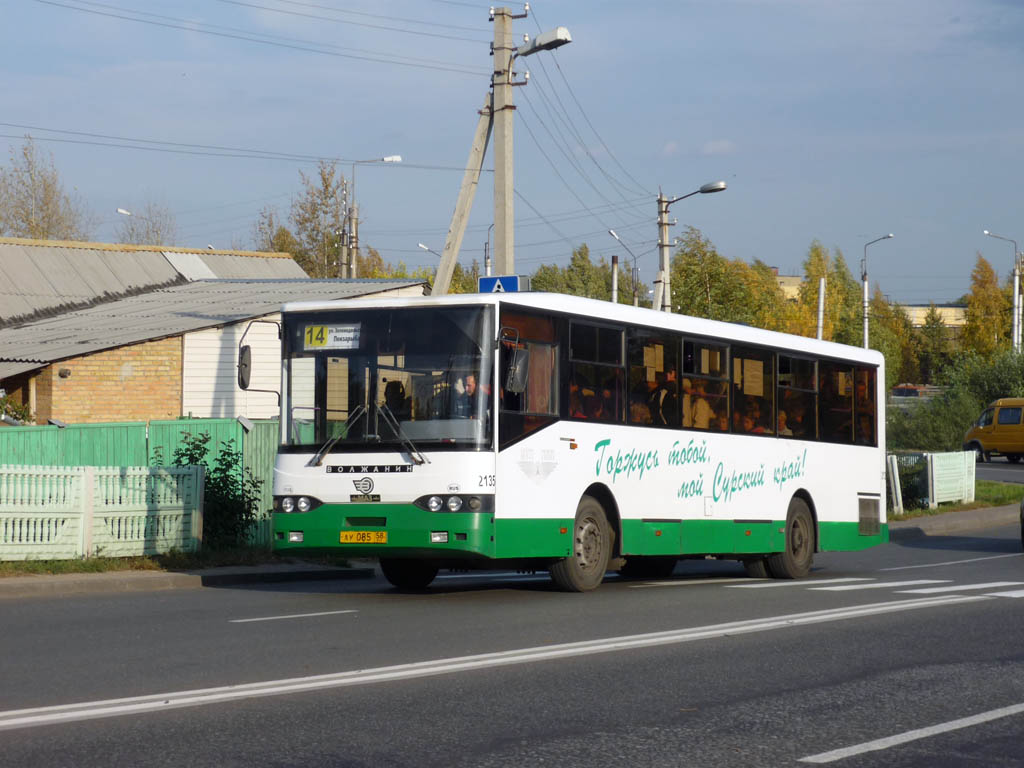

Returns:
39,337,183,423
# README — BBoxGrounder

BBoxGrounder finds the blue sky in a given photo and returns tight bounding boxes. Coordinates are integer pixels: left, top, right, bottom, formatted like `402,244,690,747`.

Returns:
6,0,1024,304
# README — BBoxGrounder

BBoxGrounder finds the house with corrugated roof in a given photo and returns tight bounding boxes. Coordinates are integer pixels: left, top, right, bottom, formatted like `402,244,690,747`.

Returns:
0,238,428,424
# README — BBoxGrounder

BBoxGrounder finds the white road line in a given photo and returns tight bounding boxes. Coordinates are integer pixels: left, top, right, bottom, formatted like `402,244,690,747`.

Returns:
0,595,986,732
896,582,1024,595
229,610,358,624
799,701,1024,763
629,577,758,589
879,553,1024,571
985,589,1024,598
728,578,874,589
810,580,949,591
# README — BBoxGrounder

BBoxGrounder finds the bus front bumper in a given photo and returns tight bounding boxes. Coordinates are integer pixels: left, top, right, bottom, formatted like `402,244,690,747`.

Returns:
272,503,497,559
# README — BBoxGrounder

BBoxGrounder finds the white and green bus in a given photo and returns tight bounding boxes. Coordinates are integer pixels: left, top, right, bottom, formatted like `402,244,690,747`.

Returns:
247,293,886,591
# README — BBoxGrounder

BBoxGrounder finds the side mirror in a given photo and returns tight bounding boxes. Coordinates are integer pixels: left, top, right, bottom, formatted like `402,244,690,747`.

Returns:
238,345,252,390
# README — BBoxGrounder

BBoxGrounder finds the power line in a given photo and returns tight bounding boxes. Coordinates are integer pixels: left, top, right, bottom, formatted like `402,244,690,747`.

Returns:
239,0,486,33
36,0,488,76
530,4,650,197
216,0,487,43
0,124,489,173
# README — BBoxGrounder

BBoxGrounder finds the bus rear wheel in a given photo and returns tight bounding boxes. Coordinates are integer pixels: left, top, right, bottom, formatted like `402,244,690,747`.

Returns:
380,558,439,590
767,497,814,579
743,558,770,578
550,495,611,592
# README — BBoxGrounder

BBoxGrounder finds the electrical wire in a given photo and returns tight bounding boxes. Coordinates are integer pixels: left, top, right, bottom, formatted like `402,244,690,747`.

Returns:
35,0,488,76
216,0,487,43
235,0,486,33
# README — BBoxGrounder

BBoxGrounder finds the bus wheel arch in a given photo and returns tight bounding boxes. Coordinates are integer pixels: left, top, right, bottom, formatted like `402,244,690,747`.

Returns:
791,488,819,553
766,493,816,579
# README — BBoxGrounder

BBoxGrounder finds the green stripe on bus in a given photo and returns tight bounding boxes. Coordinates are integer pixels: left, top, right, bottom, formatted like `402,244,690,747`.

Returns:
272,503,497,558
818,521,889,551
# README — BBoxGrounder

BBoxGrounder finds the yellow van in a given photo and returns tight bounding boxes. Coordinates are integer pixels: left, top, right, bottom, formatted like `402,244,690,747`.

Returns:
964,398,1024,463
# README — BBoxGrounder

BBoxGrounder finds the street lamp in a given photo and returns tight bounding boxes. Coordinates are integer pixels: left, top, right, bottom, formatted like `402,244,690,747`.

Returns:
861,233,894,349
608,229,640,307
344,155,402,277
657,181,727,312
984,229,1021,352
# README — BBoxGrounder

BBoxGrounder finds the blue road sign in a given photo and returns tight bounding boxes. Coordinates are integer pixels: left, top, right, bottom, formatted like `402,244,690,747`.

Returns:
478,275,525,293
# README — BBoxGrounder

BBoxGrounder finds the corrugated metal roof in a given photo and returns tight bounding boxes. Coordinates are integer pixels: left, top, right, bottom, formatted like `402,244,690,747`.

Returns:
0,238,306,327
0,278,427,375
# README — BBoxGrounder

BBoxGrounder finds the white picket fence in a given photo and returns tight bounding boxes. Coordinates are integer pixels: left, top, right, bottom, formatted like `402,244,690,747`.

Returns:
0,465,204,560
887,451,975,514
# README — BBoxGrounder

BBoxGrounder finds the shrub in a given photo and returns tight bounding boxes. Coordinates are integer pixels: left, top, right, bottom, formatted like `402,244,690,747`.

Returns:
169,431,263,550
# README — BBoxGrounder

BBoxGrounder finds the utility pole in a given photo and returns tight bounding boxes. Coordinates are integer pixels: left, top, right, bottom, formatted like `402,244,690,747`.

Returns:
348,202,359,278
492,6,522,277
657,192,671,312
432,10,571,295
433,95,493,296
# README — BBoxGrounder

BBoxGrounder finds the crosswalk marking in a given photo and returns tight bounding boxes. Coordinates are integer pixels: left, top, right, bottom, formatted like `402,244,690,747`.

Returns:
810,580,949,592
728,578,873,589
897,582,1024,595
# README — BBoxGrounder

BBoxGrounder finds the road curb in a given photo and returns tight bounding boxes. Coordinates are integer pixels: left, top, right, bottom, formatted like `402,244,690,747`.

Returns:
0,566,375,600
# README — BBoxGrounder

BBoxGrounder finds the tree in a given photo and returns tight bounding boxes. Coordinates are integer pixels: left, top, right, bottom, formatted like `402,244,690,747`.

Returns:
793,241,860,342
114,200,177,246
289,160,348,277
870,289,919,387
918,304,950,384
0,137,94,240
961,254,1009,359
252,205,302,255
670,226,753,322
532,244,611,300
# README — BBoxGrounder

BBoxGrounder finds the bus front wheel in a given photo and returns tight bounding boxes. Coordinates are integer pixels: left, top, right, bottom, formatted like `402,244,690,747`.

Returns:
550,495,611,592
766,497,814,579
380,558,439,590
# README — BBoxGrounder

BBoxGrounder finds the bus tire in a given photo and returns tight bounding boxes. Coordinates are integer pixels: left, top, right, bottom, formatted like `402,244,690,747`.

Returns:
550,495,611,592
619,556,677,580
766,497,814,579
743,558,770,578
380,558,439,590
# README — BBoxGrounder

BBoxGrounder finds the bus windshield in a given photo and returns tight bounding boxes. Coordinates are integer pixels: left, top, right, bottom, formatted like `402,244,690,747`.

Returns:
282,305,494,451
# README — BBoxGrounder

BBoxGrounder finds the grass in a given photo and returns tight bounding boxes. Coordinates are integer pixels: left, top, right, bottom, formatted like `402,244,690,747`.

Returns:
0,547,351,578
889,479,1024,521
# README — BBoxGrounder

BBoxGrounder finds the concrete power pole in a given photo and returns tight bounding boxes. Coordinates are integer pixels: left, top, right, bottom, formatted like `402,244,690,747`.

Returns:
492,7,518,277
657,192,672,312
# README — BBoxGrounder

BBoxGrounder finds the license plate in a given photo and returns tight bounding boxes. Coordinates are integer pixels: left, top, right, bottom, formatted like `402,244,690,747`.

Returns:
340,530,387,544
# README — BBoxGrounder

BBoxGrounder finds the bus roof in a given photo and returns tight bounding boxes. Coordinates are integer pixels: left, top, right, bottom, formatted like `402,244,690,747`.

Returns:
281,292,884,366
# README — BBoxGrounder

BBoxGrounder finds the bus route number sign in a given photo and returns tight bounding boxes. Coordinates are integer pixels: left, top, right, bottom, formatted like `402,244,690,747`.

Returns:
304,324,360,350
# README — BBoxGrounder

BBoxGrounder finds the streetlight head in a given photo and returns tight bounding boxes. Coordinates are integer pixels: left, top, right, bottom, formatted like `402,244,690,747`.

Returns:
886,233,894,239
382,155,402,163
984,230,991,236
699,181,727,194
516,26,572,57
116,207,132,216
608,229,620,241
417,243,430,252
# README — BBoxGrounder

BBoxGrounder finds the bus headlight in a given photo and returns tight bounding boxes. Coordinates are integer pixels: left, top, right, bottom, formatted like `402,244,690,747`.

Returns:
297,496,312,513
281,496,295,513
446,496,463,512
427,496,444,512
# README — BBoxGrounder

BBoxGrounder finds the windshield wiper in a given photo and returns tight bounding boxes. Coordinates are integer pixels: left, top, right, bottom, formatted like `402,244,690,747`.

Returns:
378,403,430,465
306,405,366,467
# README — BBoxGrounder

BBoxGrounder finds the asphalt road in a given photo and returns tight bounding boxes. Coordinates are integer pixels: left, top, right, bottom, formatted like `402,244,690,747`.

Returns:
2,527,1024,767
977,456,1024,485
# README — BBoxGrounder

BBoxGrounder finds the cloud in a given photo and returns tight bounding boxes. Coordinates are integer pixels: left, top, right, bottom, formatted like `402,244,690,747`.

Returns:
702,139,737,156
661,141,680,157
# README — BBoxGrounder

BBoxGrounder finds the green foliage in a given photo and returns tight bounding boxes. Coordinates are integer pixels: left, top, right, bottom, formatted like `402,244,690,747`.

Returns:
531,244,648,304
170,431,263,550
0,394,32,423
887,349,1024,452
670,226,755,322
961,255,1009,358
